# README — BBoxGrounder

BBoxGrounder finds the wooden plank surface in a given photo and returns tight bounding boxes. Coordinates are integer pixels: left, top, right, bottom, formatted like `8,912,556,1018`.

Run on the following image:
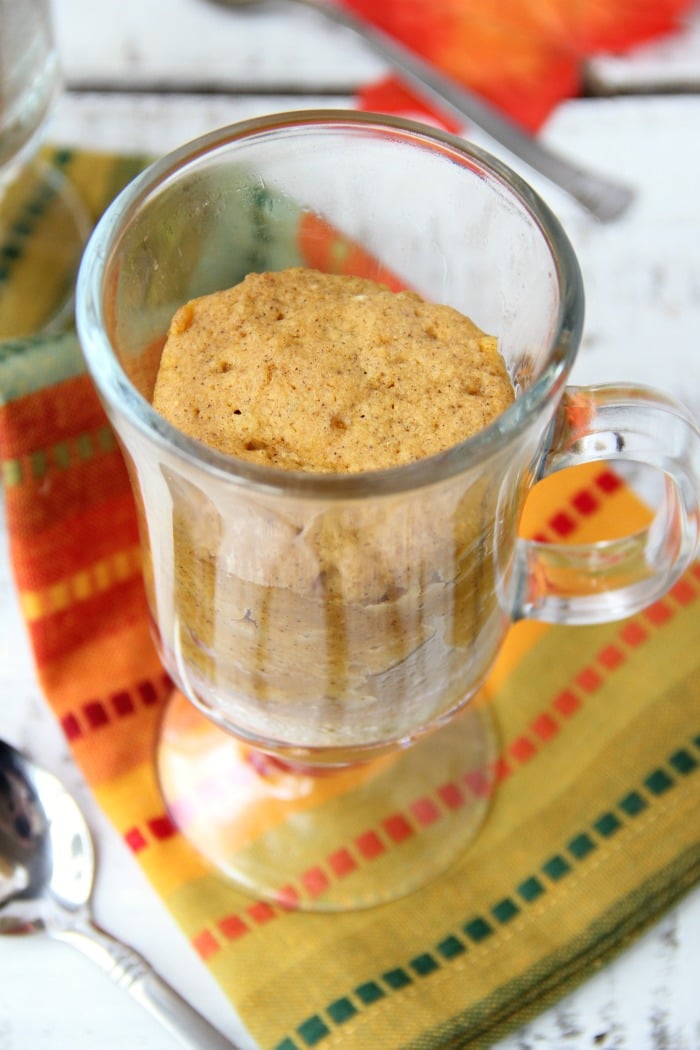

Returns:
53,0,700,95
54,0,382,90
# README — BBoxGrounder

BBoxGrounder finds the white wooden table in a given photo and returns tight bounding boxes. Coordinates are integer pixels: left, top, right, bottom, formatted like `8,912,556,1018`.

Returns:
1,1,700,1046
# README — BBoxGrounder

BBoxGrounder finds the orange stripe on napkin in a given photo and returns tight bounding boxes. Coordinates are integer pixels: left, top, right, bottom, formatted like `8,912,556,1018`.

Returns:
11,498,138,589
25,575,148,669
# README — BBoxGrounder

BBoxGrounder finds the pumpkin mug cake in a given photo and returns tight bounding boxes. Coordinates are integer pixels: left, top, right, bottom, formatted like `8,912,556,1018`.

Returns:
151,267,514,751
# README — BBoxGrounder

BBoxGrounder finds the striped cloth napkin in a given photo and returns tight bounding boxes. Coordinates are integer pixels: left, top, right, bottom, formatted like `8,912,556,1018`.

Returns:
1,145,699,1050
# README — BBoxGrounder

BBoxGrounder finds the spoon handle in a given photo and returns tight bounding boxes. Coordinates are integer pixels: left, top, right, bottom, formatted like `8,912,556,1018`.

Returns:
296,0,634,221
52,917,238,1049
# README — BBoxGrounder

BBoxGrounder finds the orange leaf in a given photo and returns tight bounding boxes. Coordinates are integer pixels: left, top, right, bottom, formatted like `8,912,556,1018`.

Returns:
344,0,456,55
569,0,696,51
343,0,696,130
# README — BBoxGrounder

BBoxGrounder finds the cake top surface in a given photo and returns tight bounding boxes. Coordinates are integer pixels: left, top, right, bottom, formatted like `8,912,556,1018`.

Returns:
152,267,513,473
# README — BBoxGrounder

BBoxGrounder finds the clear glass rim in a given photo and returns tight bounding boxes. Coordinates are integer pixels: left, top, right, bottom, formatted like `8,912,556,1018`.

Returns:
76,109,585,499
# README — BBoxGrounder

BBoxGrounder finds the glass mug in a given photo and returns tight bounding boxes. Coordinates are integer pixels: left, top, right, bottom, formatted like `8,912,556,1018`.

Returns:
76,112,700,909
0,0,58,173
0,0,89,337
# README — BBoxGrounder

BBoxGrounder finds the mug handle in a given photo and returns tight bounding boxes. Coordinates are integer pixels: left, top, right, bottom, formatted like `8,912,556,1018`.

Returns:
512,384,700,625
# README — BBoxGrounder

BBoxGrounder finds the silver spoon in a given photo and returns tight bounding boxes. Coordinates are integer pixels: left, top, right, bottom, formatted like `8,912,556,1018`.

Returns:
210,0,635,222
0,738,237,1049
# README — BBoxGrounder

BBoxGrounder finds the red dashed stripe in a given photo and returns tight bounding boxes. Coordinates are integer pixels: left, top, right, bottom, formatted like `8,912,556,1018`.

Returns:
492,756,512,783
192,930,220,961
247,901,275,925
620,621,648,647
122,814,176,856
549,511,576,537
302,867,331,897
148,815,177,840
671,578,696,606
411,797,441,826
464,768,494,796
60,672,173,741
501,565,699,786
84,701,110,730
276,885,301,909
534,466,625,543
598,644,625,671
553,689,580,717
219,914,249,941
510,736,538,763
356,830,386,859
329,848,357,876
138,680,160,706
645,599,674,626
62,713,82,742
571,489,599,516
112,690,135,717
596,469,623,494
531,713,558,741
383,814,414,843
124,827,148,852
576,666,603,693
505,570,698,776
438,782,465,809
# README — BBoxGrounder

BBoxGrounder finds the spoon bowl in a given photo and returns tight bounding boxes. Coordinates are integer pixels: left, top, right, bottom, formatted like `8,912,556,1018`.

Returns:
0,740,92,928
0,739,236,1048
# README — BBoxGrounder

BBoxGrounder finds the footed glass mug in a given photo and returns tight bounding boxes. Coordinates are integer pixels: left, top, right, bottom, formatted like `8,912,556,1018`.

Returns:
76,112,700,910
0,0,90,337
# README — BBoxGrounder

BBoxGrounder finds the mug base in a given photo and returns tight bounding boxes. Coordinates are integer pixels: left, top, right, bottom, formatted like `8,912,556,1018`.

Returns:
156,690,499,911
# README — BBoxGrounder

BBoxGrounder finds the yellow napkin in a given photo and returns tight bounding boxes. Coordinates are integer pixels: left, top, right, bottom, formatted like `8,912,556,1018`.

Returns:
1,147,699,1050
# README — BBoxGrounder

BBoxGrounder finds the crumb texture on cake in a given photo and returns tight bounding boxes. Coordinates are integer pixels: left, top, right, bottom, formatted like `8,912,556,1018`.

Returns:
152,268,513,472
